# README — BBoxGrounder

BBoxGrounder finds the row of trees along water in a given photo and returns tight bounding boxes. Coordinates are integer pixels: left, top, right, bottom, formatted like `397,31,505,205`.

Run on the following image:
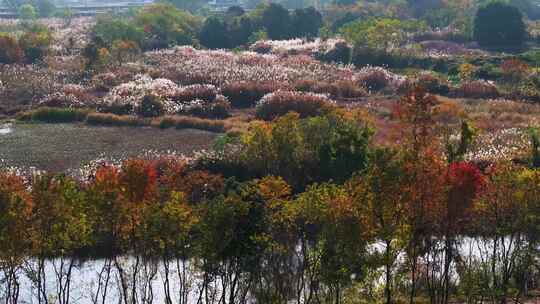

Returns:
1,88,540,303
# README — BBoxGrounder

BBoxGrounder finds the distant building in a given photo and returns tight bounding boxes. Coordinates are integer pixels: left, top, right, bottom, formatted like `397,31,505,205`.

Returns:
208,0,244,12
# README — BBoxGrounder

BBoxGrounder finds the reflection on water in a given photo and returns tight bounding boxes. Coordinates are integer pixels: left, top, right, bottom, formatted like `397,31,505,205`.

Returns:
0,123,12,135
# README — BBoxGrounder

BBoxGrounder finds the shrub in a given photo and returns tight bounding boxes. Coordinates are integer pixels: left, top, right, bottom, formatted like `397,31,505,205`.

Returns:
357,67,392,91
455,80,499,99
240,111,372,188
29,107,89,123
137,94,165,118
19,24,52,63
183,95,231,119
475,63,502,81
221,81,282,108
473,1,526,48
91,72,121,92
38,92,86,108
172,84,220,103
415,73,450,95
0,65,62,104
255,90,335,121
0,33,24,64
315,41,352,64
294,80,367,99
86,112,145,126
156,115,226,132
249,41,272,54
500,59,530,83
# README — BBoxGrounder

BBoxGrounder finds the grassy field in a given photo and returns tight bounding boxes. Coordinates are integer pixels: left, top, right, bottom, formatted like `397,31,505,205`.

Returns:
0,122,218,172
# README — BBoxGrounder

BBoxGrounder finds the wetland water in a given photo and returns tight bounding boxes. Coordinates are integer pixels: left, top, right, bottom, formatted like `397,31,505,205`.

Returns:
0,123,218,172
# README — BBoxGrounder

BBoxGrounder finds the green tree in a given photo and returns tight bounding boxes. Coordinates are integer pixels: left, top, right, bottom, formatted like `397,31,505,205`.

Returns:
199,16,230,49
91,15,145,49
473,1,526,48
35,0,55,17
134,3,201,49
261,3,291,40
291,7,323,39
18,3,37,21
19,24,52,62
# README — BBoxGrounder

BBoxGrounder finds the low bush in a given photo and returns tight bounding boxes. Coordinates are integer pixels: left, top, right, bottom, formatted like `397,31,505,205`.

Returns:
255,90,335,121
315,41,352,64
357,67,392,91
91,72,121,92
136,94,165,118
454,80,499,99
29,107,89,123
38,92,86,108
475,63,502,81
156,115,226,132
250,41,272,54
18,24,52,63
0,33,24,64
221,81,282,108
183,95,231,119
294,80,367,99
415,73,450,95
172,84,220,103
86,113,145,127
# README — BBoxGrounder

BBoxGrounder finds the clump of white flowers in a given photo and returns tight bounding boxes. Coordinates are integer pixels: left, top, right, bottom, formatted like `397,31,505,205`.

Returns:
99,74,183,114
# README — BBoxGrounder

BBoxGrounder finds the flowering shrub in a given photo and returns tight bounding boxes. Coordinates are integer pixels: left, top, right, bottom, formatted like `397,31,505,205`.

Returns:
0,34,24,64
19,24,53,63
137,94,165,117
356,66,405,91
91,72,120,92
169,84,231,118
500,59,530,83
171,84,220,103
99,75,231,118
251,38,348,57
0,64,66,104
144,46,358,87
315,40,352,64
415,72,450,95
99,74,181,115
455,80,499,99
38,92,86,108
294,79,367,99
181,94,231,119
255,90,335,120
250,41,273,54
221,81,284,108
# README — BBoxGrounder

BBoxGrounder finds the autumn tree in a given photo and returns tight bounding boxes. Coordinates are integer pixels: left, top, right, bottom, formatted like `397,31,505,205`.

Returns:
0,172,32,304
141,191,198,304
471,163,528,303
295,182,366,303
29,175,91,304
351,148,408,304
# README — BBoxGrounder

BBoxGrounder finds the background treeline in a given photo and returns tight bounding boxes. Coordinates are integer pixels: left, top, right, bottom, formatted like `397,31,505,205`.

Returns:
1,0,539,66
1,88,540,303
